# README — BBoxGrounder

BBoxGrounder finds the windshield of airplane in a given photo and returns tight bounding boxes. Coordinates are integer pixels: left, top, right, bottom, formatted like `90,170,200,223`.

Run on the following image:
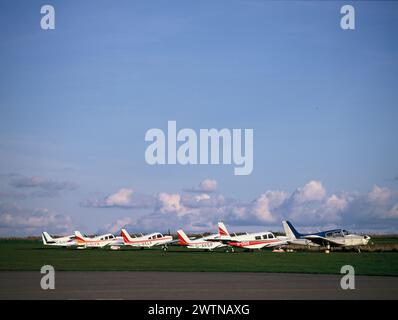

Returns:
342,230,349,236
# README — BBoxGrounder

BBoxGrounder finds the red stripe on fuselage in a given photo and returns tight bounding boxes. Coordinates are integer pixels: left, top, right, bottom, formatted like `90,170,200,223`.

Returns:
124,237,171,245
229,239,280,247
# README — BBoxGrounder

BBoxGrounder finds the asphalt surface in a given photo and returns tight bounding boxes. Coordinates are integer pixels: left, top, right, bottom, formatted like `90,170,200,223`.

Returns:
0,271,397,300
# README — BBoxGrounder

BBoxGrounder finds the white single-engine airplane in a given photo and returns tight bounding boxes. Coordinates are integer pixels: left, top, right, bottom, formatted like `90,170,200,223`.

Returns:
121,229,174,250
42,232,76,247
177,229,226,251
74,231,124,249
282,220,371,252
213,222,288,252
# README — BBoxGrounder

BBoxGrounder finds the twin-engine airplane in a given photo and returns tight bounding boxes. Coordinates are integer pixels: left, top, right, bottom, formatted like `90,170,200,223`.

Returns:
177,229,226,251
210,222,288,252
282,220,371,251
121,229,174,250
74,231,124,249
42,232,76,247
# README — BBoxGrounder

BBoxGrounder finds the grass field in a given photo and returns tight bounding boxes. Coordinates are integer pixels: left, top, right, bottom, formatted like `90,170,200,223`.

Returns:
1,240,398,276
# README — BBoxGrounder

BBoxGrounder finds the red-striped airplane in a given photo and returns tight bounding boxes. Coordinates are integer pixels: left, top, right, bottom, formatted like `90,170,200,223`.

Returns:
177,229,226,251
213,222,288,252
74,231,124,249
121,229,174,250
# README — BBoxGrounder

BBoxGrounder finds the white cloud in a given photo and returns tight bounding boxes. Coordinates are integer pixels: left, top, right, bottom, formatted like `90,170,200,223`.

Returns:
0,204,74,236
326,194,348,211
84,180,398,235
252,191,288,223
368,185,391,204
158,192,188,217
185,179,218,193
195,193,211,202
106,188,134,207
81,188,155,209
293,180,326,203
104,217,134,234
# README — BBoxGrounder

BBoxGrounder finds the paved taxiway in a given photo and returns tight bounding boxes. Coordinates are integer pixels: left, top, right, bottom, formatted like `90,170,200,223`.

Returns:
0,272,397,299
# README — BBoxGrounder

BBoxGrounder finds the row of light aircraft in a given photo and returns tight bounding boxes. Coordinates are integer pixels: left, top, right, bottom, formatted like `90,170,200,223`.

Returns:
42,221,371,252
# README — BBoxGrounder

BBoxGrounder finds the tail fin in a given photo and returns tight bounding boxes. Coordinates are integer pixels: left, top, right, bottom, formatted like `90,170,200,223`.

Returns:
121,229,133,243
177,229,191,245
42,232,52,245
74,231,87,243
218,222,230,237
282,221,302,240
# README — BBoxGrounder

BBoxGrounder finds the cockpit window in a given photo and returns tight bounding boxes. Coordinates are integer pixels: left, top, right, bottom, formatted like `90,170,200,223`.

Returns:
262,234,268,239
269,234,275,239
342,230,349,236
157,234,162,238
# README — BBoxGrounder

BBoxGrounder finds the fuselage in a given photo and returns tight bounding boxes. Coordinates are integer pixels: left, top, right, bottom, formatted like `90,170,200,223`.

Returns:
123,232,173,247
223,231,287,249
310,229,371,247
178,230,225,250
75,233,123,248
42,233,76,247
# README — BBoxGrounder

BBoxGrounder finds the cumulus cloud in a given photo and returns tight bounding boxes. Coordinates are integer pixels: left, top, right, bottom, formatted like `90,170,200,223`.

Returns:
368,185,391,204
157,193,188,216
0,203,74,236
106,188,134,207
89,180,398,235
185,179,218,193
81,188,155,209
293,180,326,203
103,217,134,234
251,191,288,223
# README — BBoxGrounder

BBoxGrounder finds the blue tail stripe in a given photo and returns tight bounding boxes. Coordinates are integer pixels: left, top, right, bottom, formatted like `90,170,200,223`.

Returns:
286,221,302,239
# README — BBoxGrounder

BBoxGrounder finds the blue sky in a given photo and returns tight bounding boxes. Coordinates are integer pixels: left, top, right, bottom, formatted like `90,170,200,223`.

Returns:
0,0,397,236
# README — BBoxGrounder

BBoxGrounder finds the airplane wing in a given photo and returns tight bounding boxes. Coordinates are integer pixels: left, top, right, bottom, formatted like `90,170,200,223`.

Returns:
167,240,181,246
157,239,180,246
303,235,343,247
205,237,233,244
